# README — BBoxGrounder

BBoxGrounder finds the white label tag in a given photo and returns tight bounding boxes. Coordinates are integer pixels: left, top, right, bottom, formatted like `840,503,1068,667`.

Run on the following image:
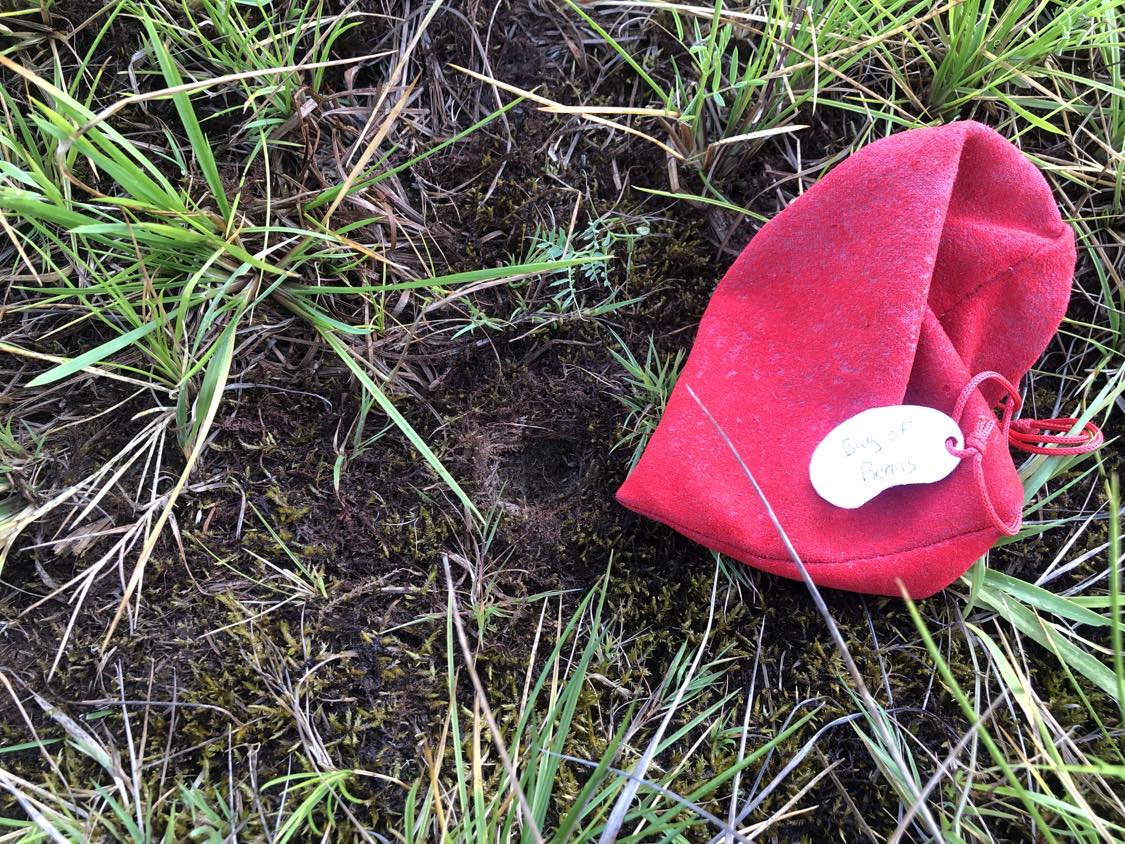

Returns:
809,405,964,509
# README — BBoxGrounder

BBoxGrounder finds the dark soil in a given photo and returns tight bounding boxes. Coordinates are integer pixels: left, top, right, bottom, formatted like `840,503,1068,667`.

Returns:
1,1,1119,841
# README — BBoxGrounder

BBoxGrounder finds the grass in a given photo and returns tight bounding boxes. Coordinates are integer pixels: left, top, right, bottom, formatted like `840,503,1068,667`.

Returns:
0,2,603,645
0,0,1123,840
607,332,684,469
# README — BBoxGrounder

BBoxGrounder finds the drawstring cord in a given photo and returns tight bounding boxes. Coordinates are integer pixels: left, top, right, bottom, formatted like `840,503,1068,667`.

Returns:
1008,416,1105,455
946,371,1104,536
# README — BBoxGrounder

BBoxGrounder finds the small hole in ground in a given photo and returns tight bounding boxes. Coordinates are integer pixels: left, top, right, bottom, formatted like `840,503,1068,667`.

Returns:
499,435,585,503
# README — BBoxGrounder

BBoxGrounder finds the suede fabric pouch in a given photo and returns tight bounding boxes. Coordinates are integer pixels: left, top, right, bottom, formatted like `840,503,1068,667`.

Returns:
616,121,1077,598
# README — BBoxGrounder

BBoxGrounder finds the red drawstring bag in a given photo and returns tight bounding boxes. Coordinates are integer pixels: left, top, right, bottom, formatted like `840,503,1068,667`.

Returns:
617,121,1102,598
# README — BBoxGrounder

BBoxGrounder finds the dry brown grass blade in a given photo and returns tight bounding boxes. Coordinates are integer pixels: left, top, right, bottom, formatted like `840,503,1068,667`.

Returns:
323,78,418,227
742,761,840,840
74,55,389,145
540,104,680,117
598,562,720,843
98,302,245,651
0,342,171,391
442,554,546,844
449,63,687,160
709,124,810,148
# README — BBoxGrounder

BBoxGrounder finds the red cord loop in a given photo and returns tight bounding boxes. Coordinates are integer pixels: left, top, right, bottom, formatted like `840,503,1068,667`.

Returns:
945,371,1104,537
1008,417,1105,455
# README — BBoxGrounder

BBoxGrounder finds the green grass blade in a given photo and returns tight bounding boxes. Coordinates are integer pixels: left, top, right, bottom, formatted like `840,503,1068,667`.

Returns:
982,569,1122,630
904,593,1059,843
977,588,1121,702
25,307,181,387
139,15,231,217
1109,474,1124,722
319,329,481,521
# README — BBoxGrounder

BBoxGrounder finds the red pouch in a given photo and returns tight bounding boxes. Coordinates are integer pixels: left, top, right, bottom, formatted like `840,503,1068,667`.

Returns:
617,121,1100,598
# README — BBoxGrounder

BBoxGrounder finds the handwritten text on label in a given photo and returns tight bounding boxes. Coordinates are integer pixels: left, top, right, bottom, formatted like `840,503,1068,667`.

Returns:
809,405,965,509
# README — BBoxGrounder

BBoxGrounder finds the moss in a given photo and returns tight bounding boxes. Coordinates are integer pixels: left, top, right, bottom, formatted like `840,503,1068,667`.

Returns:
265,485,312,524
3,3,1119,839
